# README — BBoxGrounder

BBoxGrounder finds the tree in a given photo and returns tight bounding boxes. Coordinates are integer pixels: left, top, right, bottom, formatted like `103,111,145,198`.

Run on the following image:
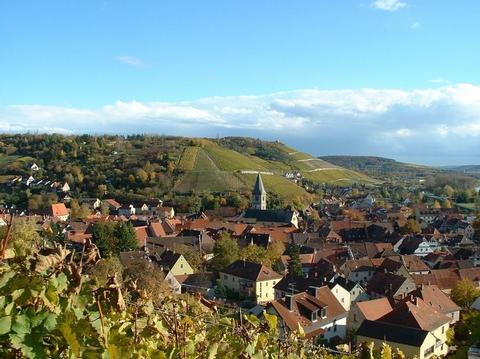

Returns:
115,222,138,253
285,242,303,277
400,219,422,234
209,233,239,271
433,200,441,209
123,256,169,304
7,218,42,257
443,185,455,198
92,222,138,257
240,244,269,266
442,199,452,208
266,241,286,267
450,279,480,308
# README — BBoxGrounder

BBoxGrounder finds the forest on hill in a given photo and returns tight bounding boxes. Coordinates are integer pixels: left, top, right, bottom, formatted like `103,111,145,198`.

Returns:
0,135,374,211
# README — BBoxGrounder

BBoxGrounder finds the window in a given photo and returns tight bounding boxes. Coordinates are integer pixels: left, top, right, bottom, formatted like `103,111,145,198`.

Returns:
180,264,183,269
341,298,344,303
273,281,276,285
424,346,434,357
442,326,444,334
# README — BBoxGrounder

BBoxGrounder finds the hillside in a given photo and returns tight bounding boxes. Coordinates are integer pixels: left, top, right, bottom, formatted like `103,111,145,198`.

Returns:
173,138,375,203
319,155,441,179
442,165,480,177
0,135,374,209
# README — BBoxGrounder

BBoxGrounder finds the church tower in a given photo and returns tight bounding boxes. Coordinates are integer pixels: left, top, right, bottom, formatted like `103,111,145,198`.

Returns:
252,173,267,210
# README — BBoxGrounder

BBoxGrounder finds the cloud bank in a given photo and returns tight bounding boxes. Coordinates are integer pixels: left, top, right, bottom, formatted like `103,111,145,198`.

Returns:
1,84,480,165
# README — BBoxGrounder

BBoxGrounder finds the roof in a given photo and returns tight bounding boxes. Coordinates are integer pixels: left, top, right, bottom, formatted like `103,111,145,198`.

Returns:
356,297,393,320
221,260,282,282
274,274,327,293
252,173,266,195
243,209,295,224
403,285,460,315
270,287,346,334
159,250,183,270
104,199,122,209
134,226,148,246
378,297,451,331
357,320,428,347
51,203,69,217
149,221,166,237
366,272,411,296
330,276,361,292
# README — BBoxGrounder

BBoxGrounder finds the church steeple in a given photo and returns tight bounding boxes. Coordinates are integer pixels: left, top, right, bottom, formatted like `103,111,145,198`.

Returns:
252,173,267,210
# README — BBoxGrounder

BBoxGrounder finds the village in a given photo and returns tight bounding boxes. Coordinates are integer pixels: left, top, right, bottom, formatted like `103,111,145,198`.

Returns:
2,170,479,359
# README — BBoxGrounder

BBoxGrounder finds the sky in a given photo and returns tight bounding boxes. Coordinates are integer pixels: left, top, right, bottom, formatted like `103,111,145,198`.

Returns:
1,0,480,165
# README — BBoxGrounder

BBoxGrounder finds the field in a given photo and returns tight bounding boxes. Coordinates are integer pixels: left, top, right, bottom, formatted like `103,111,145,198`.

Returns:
203,145,267,172
177,146,199,171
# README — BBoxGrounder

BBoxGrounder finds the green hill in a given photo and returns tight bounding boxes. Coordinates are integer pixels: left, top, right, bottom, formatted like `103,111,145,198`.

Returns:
172,139,376,205
0,134,375,209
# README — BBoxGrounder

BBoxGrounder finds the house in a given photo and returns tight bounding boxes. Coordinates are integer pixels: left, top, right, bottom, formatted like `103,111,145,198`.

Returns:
219,260,283,304
329,276,368,304
327,279,352,311
118,204,136,217
104,199,122,213
158,250,194,294
356,297,451,359
50,203,69,221
342,258,376,285
175,272,218,299
61,182,70,193
347,297,393,331
267,286,347,342
157,206,175,219
403,285,461,324
274,274,330,300
366,271,416,300
30,163,39,171
395,235,441,257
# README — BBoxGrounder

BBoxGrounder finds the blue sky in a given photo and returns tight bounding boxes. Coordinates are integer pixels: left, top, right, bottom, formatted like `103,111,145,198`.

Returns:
1,0,480,165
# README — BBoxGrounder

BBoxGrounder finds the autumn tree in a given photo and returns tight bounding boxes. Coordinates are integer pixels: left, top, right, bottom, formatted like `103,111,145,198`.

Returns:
450,279,480,308
209,233,239,271
400,219,422,234
240,244,269,266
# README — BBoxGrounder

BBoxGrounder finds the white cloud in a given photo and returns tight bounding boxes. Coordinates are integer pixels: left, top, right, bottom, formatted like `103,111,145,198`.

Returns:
115,55,145,67
411,22,420,30
372,0,407,11
1,83,480,164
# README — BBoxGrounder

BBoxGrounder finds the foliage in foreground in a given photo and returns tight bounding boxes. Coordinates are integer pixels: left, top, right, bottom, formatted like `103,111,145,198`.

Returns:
0,241,359,359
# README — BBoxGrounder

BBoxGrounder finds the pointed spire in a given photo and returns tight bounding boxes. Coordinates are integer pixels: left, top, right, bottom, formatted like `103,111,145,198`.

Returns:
252,173,266,195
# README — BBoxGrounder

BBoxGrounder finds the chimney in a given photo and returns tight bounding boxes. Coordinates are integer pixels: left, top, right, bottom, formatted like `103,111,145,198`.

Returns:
285,295,294,311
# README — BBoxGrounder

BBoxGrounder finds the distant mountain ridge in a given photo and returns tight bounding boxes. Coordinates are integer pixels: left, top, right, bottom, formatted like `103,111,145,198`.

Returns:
440,165,480,176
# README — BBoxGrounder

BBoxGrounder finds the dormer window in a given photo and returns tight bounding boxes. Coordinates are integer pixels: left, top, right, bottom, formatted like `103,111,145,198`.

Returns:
311,311,318,322
320,307,327,318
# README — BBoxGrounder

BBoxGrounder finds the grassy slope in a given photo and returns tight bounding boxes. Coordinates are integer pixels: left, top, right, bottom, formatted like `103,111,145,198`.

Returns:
174,142,375,205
